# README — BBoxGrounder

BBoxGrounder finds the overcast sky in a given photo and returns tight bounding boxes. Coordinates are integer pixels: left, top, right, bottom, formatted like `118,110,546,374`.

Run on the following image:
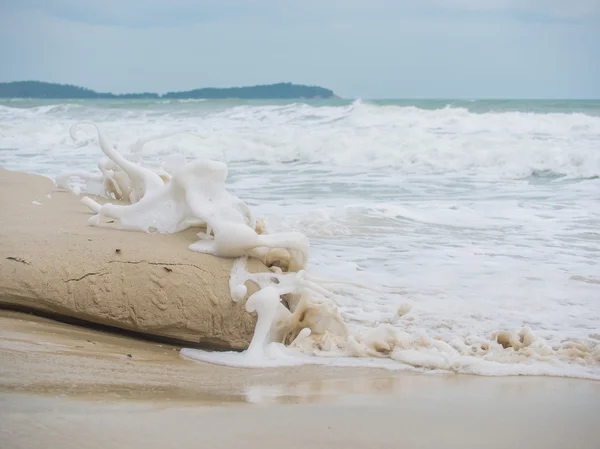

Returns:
1,0,598,98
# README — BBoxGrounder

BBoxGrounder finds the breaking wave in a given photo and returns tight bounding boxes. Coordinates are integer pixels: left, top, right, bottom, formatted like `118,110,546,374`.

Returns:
1,100,599,178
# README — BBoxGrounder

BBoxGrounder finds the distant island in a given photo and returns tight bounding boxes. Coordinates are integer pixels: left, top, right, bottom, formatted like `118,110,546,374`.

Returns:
0,81,337,100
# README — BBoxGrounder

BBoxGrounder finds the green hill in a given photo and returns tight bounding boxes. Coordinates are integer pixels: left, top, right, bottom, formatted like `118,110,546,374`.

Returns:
0,81,335,100
163,83,334,99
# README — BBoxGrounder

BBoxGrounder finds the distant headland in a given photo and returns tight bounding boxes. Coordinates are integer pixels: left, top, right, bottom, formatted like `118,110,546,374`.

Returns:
0,81,337,100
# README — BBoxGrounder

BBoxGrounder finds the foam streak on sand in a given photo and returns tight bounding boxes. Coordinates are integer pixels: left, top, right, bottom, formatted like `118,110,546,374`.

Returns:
59,121,600,379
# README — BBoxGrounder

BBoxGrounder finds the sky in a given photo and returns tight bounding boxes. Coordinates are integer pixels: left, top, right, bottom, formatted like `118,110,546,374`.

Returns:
0,0,599,99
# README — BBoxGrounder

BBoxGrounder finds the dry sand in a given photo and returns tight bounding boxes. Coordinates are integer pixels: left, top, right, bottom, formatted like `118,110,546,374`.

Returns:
1,169,599,448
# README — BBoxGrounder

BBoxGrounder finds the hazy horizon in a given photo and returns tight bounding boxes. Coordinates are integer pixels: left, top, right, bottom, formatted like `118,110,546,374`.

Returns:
1,1,599,100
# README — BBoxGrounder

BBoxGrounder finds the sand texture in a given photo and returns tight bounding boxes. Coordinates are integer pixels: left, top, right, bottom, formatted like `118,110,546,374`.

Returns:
0,169,269,350
1,310,599,449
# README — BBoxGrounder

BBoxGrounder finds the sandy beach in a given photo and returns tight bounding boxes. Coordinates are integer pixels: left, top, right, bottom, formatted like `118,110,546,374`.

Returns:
1,168,599,448
1,309,599,449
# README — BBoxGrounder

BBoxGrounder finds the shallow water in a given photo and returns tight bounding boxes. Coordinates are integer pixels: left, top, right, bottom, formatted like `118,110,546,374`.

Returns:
1,98,598,377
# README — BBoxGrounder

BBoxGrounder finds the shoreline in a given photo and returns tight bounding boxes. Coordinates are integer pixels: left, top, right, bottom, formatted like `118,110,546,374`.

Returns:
2,308,598,399
0,165,599,448
1,310,599,448
2,308,599,387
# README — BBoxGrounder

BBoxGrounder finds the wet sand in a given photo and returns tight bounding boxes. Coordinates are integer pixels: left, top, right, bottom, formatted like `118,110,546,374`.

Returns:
1,310,599,449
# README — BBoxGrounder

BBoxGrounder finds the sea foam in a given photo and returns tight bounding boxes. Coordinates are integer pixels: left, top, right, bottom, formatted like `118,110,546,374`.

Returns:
57,121,600,379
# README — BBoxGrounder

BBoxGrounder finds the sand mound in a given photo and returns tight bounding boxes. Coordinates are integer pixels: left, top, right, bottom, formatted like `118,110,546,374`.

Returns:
0,169,269,350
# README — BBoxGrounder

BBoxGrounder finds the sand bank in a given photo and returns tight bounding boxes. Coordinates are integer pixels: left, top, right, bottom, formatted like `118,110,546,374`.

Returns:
1,310,599,449
0,168,269,349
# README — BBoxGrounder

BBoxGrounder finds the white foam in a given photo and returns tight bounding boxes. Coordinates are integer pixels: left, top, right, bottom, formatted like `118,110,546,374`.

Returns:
2,100,600,178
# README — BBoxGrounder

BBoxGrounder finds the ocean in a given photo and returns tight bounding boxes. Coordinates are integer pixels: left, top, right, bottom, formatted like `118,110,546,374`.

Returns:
1,98,599,378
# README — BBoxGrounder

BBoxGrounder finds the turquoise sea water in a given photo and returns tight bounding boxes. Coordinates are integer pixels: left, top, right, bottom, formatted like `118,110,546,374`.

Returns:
3,97,600,113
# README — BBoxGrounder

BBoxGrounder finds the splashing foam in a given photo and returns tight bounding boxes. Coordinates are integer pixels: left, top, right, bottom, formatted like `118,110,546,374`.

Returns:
58,121,600,378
